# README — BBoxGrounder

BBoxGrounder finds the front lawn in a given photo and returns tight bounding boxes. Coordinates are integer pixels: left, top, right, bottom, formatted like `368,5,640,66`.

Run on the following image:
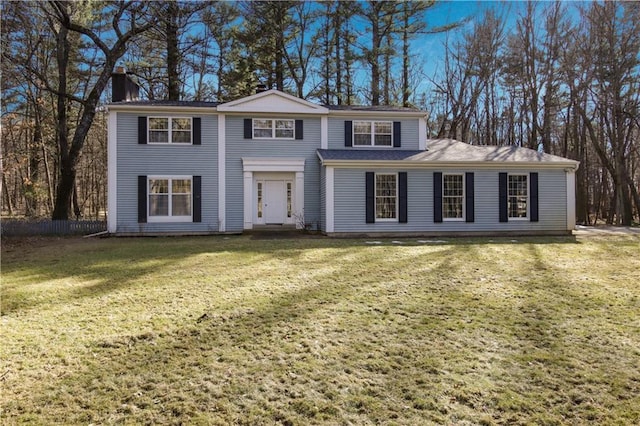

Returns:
1,234,639,424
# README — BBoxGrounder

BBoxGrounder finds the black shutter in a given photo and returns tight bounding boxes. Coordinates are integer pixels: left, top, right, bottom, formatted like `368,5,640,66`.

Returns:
366,172,375,223
399,172,408,223
192,117,201,145
138,175,147,223
433,172,443,223
138,117,147,144
393,121,401,147
499,172,508,222
244,119,252,139
345,121,353,147
295,119,303,140
193,176,202,223
465,172,475,223
530,172,539,222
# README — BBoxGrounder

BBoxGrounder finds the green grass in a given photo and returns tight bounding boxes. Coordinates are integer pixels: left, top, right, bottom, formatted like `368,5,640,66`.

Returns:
1,234,639,425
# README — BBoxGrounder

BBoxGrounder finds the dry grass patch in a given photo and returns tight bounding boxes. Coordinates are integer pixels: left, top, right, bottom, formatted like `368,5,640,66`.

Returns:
1,234,639,424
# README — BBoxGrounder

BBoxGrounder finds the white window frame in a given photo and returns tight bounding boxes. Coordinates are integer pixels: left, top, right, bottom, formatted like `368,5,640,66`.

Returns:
148,117,193,145
147,175,193,223
375,173,398,221
252,119,295,140
443,173,465,221
353,121,393,147
508,173,529,220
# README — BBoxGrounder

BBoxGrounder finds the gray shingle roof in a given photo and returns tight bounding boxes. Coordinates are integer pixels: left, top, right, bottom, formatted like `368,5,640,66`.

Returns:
324,105,421,112
109,100,219,107
318,139,579,166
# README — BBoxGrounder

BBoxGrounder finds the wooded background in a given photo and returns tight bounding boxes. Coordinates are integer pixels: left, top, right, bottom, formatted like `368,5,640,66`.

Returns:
2,1,639,225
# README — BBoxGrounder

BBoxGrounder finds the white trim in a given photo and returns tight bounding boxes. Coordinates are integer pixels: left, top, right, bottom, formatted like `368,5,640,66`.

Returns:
320,116,328,149
326,167,334,233
218,114,226,232
375,173,399,222
146,175,193,223
295,171,305,229
507,173,529,220
252,118,295,140
442,173,465,221
319,159,577,170
566,170,576,230
217,89,329,114
243,172,253,229
242,158,306,172
147,116,193,145
352,120,393,147
107,111,117,233
419,116,427,150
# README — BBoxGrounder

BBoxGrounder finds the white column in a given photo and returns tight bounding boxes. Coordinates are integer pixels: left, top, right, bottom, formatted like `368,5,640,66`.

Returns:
218,114,226,232
326,166,334,233
566,169,576,231
243,171,253,229
320,116,328,149
295,171,305,229
107,111,117,233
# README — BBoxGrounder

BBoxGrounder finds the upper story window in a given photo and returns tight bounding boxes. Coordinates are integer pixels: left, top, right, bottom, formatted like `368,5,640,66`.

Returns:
253,119,295,139
443,174,464,220
508,174,528,218
354,121,392,147
149,117,192,144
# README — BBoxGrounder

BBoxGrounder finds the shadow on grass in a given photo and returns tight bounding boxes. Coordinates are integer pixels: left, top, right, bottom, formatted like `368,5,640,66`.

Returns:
1,234,579,316
3,240,468,423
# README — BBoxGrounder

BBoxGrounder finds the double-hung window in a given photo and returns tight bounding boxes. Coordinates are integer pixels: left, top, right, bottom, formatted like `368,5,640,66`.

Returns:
376,173,397,220
443,174,464,220
354,121,393,146
148,177,192,221
148,117,192,144
253,119,295,139
508,174,528,218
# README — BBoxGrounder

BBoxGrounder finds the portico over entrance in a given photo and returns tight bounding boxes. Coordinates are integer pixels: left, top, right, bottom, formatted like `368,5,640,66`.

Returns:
241,158,305,229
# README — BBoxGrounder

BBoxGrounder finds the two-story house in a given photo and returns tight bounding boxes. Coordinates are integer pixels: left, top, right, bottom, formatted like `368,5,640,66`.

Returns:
107,71,579,236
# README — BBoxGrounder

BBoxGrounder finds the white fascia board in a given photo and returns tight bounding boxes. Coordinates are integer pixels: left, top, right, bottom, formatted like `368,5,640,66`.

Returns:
107,111,118,233
242,157,306,172
319,160,580,170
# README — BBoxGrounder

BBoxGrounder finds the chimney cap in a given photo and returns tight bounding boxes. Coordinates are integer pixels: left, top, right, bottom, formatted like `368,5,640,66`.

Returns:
256,83,268,93
115,66,126,74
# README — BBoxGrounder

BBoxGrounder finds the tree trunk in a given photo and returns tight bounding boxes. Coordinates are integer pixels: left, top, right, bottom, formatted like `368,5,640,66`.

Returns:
166,1,180,101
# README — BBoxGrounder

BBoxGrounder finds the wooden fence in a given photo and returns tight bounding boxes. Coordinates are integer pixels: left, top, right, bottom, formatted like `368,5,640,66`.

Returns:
1,220,107,236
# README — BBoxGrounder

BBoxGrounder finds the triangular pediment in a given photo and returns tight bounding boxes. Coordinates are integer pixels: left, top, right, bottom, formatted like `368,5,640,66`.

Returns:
217,89,328,114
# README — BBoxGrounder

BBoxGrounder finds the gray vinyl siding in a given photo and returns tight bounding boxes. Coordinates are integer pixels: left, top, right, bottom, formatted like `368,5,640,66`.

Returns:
224,116,322,232
327,117,421,150
116,112,218,233
332,168,567,233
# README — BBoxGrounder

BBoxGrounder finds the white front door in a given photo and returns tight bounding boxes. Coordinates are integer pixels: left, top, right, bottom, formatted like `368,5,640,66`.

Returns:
264,180,287,224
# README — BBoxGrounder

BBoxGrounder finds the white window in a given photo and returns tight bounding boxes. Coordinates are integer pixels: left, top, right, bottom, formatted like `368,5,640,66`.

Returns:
508,174,528,218
376,173,397,220
253,119,295,139
443,174,464,220
148,176,192,221
148,117,192,144
354,121,393,146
